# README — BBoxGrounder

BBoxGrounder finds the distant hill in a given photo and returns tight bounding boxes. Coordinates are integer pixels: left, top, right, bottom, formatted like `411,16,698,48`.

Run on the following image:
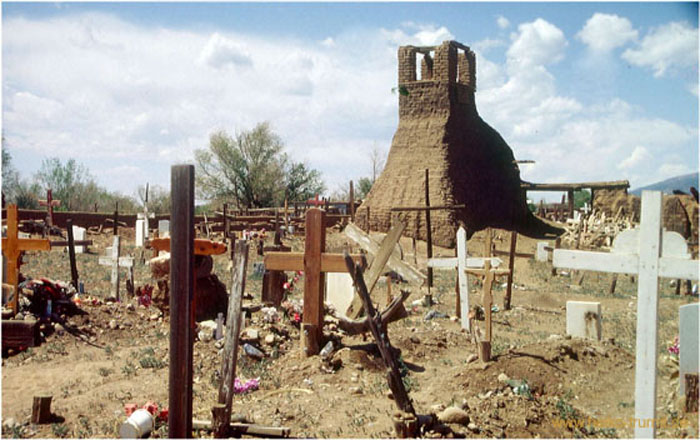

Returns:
630,172,699,196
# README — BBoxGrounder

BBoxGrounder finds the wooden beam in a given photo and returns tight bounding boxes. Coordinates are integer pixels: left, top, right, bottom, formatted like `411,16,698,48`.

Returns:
303,208,325,355
344,223,425,283
390,204,465,212
504,231,517,310
346,222,407,319
169,165,195,439
66,219,80,291
151,238,227,256
264,252,364,272
425,169,433,290
520,180,629,192
213,240,249,438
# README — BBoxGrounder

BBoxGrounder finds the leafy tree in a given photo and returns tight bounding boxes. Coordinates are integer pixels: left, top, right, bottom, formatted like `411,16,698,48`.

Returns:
2,147,20,202
195,122,325,207
285,162,325,202
35,158,91,211
573,189,591,210
356,177,373,199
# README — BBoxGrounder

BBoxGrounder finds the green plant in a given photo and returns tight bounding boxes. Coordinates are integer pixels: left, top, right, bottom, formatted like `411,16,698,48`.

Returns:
51,424,69,438
74,415,92,438
46,342,67,355
98,367,112,377
139,355,166,369
122,360,137,377
556,390,578,421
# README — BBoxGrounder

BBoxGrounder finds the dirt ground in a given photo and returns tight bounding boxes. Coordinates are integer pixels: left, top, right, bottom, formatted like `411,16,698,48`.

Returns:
2,225,698,438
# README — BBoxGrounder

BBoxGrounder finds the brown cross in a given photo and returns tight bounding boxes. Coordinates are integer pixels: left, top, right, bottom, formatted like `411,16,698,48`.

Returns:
2,205,51,314
38,189,61,227
264,208,363,355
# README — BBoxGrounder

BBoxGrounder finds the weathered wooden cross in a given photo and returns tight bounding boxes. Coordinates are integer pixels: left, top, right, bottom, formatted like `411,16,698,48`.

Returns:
38,189,60,229
427,226,505,332
2,205,51,314
98,236,134,300
264,208,363,355
553,191,699,438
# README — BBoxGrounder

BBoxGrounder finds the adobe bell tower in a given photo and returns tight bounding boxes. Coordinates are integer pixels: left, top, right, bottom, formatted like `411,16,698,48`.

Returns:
357,41,560,246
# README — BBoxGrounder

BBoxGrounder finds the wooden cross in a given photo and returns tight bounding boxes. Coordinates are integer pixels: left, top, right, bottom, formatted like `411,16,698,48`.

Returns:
307,194,324,207
38,189,61,229
264,208,363,355
553,191,699,438
1,205,51,313
390,168,466,294
98,236,134,300
137,183,155,241
427,226,506,332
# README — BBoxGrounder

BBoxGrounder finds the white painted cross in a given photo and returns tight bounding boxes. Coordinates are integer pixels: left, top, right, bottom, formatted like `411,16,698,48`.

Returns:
98,236,134,300
553,191,699,438
427,226,504,331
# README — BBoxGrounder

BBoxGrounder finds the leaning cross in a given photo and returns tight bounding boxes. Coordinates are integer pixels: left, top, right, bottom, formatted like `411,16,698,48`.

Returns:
98,236,134,300
427,226,506,332
264,208,363,355
2,205,52,313
38,189,61,229
553,191,699,438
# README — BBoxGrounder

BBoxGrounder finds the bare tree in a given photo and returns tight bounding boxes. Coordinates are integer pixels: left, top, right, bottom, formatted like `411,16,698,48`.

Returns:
369,143,386,183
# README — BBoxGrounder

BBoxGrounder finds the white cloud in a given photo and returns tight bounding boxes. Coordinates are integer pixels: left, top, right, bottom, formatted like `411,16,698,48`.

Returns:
622,21,698,77
497,15,510,30
199,33,252,69
577,13,638,52
2,13,696,198
618,146,651,169
506,18,567,70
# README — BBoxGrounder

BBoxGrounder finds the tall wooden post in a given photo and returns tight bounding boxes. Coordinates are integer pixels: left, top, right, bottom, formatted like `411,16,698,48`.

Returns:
302,208,325,355
504,231,517,310
66,219,79,291
349,181,355,222
425,169,433,290
113,202,119,236
169,165,195,439
568,189,575,219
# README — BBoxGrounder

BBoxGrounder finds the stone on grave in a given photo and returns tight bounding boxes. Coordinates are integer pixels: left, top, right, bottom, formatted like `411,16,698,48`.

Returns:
566,301,602,341
158,220,170,238
135,219,146,247
536,242,549,262
679,303,699,395
325,272,355,319
72,225,87,253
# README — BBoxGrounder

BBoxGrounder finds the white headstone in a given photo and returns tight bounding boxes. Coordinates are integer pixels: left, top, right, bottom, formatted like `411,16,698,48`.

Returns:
135,219,146,247
72,225,86,253
566,301,602,340
536,242,549,262
679,303,699,395
158,220,170,238
325,273,355,319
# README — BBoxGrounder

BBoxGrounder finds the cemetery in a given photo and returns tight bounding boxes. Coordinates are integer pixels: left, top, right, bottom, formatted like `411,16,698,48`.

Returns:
2,40,699,439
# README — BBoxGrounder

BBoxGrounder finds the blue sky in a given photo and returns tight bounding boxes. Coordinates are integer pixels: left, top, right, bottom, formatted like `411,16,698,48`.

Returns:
2,2,698,201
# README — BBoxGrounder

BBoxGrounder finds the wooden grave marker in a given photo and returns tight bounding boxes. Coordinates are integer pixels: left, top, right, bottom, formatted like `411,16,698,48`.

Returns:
98,236,134,301
38,188,60,232
263,208,364,355
553,191,699,438
427,226,506,332
1,205,51,313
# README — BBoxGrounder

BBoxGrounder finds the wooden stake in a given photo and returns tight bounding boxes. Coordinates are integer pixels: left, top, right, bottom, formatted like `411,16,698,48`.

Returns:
169,165,195,439
213,240,249,438
113,202,119,236
349,181,355,222
66,219,79,291
31,395,53,424
685,373,699,413
504,230,516,310
425,169,433,290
